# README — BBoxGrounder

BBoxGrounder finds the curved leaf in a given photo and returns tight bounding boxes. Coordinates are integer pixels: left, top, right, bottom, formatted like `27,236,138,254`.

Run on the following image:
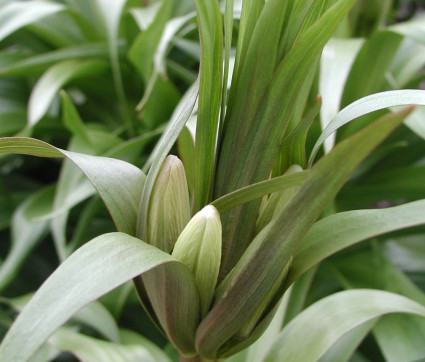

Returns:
319,38,363,152
309,89,425,165
0,185,54,292
211,171,309,214
288,199,425,284
28,60,108,126
49,328,157,362
0,137,145,235
136,79,199,240
0,43,111,77
0,1,64,42
264,290,425,362
0,232,193,361
94,0,132,134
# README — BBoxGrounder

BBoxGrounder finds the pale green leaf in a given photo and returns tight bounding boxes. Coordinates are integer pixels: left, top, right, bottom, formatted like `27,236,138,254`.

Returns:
0,137,145,235
0,232,191,361
318,321,375,362
0,43,111,77
28,60,108,126
309,89,425,165
289,199,425,284
0,1,64,42
264,290,425,362
49,328,156,362
319,38,363,152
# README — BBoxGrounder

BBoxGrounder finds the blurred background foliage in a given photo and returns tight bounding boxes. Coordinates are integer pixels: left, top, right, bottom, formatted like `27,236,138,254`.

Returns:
0,0,425,361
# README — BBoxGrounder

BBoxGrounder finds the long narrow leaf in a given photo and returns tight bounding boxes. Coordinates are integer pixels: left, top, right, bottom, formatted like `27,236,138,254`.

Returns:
288,199,425,284
264,290,425,362
192,0,223,211
0,1,64,42
211,171,308,214
0,137,145,235
28,60,108,126
309,89,425,165
0,232,194,361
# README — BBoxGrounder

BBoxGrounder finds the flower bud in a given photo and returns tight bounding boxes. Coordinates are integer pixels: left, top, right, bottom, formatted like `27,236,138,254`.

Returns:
172,205,222,316
148,155,191,253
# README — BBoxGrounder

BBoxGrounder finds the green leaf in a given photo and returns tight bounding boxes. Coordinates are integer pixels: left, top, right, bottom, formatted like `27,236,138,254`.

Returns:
309,89,425,166
339,166,425,209
196,108,410,359
214,0,356,276
136,79,199,240
0,185,54,292
264,290,425,362
0,232,194,361
211,171,309,214
317,321,375,362
0,43,111,77
0,137,145,235
49,328,157,362
28,60,108,126
128,0,172,83
384,234,425,273
0,1,64,42
288,199,425,284
191,0,223,212
319,38,363,152
340,31,403,108
119,329,171,362
60,90,92,146
332,250,425,362
94,0,133,135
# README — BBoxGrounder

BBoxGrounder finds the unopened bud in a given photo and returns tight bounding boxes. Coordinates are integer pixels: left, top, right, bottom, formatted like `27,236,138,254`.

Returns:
172,205,222,316
148,155,191,253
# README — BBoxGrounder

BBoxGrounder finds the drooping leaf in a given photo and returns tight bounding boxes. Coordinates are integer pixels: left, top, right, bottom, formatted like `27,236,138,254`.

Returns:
49,328,157,362
0,232,196,361
288,199,425,284
0,137,145,235
319,38,363,152
309,89,425,165
28,60,108,126
128,0,172,83
0,1,64,42
264,290,425,362
0,43,112,77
